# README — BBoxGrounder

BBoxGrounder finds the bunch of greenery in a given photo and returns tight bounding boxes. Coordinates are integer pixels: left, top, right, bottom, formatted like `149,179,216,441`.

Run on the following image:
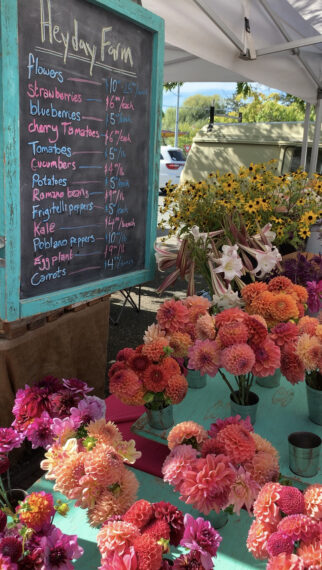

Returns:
159,162,322,250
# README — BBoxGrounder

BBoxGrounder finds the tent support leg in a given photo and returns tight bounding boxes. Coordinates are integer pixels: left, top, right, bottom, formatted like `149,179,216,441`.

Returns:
309,93,322,177
300,103,311,169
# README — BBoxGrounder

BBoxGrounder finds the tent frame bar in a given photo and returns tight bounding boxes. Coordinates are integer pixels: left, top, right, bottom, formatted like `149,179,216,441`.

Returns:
257,0,321,89
193,0,246,54
256,35,322,56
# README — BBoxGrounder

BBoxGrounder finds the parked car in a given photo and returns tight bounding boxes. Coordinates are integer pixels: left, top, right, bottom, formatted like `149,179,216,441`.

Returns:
159,145,186,193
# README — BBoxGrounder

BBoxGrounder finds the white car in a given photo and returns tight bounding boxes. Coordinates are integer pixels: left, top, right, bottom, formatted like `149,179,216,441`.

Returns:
159,146,186,192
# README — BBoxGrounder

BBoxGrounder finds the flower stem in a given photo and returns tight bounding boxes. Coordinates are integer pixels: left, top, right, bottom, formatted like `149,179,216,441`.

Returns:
218,369,238,402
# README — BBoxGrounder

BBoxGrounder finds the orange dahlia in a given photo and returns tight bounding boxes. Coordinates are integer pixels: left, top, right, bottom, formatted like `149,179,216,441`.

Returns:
167,421,208,450
253,482,283,525
246,451,280,487
266,553,305,569
215,424,256,463
97,520,139,557
241,281,268,304
143,364,168,393
269,293,299,322
83,443,122,486
123,499,153,530
162,356,181,375
215,307,245,327
141,338,169,362
303,484,322,521
267,276,293,292
298,316,319,336
288,284,308,304
17,491,55,531
218,321,249,347
169,331,193,358
183,295,211,323
165,374,188,404
297,538,322,568
54,453,86,499
246,519,273,560
250,291,275,319
252,337,281,377
109,369,142,400
87,419,122,447
156,299,189,334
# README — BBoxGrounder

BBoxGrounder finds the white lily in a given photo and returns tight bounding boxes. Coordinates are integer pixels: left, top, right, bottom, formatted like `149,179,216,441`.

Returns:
253,223,276,245
253,245,282,278
212,284,243,309
213,249,243,281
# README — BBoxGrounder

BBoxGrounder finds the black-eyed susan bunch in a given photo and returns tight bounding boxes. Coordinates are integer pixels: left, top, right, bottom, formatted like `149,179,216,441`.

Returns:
159,162,322,251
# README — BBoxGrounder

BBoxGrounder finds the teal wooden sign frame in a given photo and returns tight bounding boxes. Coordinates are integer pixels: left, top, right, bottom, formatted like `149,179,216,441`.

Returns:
0,0,164,321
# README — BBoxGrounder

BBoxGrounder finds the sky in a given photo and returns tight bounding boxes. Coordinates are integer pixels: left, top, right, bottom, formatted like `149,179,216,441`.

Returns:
162,81,284,110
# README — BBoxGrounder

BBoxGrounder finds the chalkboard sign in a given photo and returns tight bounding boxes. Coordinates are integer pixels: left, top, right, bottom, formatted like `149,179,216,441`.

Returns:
0,0,164,320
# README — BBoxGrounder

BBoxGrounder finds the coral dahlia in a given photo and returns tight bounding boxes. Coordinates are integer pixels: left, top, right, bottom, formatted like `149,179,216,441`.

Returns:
221,343,255,376
167,422,208,450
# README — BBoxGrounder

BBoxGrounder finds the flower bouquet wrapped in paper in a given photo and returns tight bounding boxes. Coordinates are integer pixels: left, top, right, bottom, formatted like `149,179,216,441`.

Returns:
97,499,222,569
246,482,321,568
162,417,279,517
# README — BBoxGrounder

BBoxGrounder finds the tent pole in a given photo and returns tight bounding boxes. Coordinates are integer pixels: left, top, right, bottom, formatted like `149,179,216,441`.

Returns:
308,93,322,177
174,83,180,147
300,103,311,169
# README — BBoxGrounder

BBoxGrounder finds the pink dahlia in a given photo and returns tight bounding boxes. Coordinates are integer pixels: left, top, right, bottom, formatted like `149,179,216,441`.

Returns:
215,424,256,463
25,412,54,449
180,513,222,569
245,315,268,346
280,346,305,385
97,521,139,558
62,377,93,395
99,547,138,570
69,396,106,427
297,538,322,569
277,514,320,543
208,415,253,437
227,466,260,515
266,531,295,557
123,500,153,530
246,451,280,487
157,299,189,334
83,443,123,486
195,313,216,341
0,536,22,563
251,337,281,377
167,421,208,450
253,482,283,525
220,343,256,376
298,315,318,336
153,501,184,547
277,486,305,516
187,339,221,376
179,454,236,514
266,553,305,570
270,322,299,347
296,333,321,371
116,348,136,362
162,445,198,491
0,553,16,570
0,428,24,453
246,518,273,560
303,484,322,521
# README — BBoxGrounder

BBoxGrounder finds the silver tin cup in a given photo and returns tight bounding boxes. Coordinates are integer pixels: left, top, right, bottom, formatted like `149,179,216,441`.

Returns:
288,431,321,478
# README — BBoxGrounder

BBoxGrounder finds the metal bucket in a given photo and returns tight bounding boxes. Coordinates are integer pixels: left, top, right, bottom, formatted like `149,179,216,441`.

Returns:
229,391,259,425
256,369,281,388
306,383,322,426
145,405,174,430
288,431,321,478
187,369,207,389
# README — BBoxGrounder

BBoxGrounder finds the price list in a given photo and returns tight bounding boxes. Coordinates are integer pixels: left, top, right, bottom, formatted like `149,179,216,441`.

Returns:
18,0,153,299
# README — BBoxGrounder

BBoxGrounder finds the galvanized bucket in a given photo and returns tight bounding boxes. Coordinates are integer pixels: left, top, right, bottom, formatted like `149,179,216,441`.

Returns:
187,369,207,389
306,383,322,426
256,369,281,388
288,431,321,478
230,391,259,425
145,405,174,430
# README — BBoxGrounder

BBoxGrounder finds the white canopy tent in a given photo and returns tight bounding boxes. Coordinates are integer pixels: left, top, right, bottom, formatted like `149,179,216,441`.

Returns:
140,0,322,174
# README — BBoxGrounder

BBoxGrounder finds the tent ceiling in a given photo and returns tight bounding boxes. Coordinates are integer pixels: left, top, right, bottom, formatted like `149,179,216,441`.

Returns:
141,0,322,104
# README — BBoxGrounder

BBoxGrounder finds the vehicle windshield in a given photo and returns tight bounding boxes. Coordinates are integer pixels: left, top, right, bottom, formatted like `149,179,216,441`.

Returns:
168,150,186,162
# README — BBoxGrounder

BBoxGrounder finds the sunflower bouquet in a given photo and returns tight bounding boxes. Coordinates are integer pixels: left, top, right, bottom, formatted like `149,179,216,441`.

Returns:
159,162,322,249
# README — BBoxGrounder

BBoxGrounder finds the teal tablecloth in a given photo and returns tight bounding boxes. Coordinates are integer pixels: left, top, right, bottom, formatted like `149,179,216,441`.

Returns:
30,374,321,569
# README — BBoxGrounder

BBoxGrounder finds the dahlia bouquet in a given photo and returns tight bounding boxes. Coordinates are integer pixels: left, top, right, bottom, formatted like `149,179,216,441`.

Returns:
162,417,280,518
97,499,222,570
40,416,141,527
144,295,215,373
241,276,308,329
271,315,322,389
247,482,322,569
108,343,188,411
184,306,281,405
0,490,83,568
12,375,103,449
